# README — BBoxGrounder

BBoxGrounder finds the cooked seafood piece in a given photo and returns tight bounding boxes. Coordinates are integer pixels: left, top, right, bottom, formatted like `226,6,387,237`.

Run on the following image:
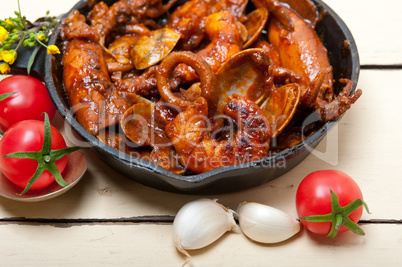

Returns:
268,5,362,121
216,48,300,137
252,0,294,31
62,39,111,135
166,95,271,173
168,0,248,51
97,129,152,160
105,35,138,73
209,0,248,20
88,2,115,44
243,8,269,48
114,66,158,98
121,102,185,174
260,83,301,137
280,0,319,27
60,10,99,42
87,0,178,44
156,51,218,115
131,28,181,70
173,10,244,85
168,0,210,50
215,48,273,112
59,0,363,175
63,39,153,135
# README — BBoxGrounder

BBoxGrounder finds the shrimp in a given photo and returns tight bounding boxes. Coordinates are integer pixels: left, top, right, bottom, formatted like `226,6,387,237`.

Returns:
165,95,271,174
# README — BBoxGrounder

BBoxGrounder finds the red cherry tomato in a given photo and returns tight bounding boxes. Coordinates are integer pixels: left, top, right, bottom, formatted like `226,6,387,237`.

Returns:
296,170,364,236
0,120,67,190
0,75,56,132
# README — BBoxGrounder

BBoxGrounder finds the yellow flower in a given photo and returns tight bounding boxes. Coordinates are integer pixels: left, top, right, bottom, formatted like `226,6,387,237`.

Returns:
1,50,17,65
5,19,13,26
37,33,45,41
47,45,60,55
0,26,9,43
0,63,10,74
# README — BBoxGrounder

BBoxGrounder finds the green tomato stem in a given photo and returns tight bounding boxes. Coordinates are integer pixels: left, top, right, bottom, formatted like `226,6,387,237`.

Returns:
2,112,85,195
299,189,369,238
43,155,51,163
0,92,17,101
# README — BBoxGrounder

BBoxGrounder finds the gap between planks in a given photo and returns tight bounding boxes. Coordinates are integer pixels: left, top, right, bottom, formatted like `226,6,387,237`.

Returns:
0,216,175,227
360,65,402,70
0,217,401,228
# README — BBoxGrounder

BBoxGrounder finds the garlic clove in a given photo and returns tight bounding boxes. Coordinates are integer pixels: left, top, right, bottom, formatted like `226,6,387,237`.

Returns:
237,202,300,244
173,199,237,263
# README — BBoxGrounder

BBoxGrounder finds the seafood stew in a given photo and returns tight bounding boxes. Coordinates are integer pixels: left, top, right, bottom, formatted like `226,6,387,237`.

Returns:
45,0,361,193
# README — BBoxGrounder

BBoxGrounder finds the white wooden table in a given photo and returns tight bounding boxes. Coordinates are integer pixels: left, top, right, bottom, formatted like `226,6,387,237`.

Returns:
1,0,401,266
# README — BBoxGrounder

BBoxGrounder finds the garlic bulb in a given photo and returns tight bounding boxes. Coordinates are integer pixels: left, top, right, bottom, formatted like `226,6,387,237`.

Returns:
173,199,237,262
237,202,300,243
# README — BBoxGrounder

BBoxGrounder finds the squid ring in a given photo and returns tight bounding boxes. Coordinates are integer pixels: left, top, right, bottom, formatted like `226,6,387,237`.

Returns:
156,51,218,114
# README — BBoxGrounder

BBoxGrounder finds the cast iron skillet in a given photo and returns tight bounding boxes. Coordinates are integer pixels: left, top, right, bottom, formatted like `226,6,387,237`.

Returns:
43,0,360,194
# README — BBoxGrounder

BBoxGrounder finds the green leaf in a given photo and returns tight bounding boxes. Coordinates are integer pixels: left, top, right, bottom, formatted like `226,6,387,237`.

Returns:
18,162,46,195
299,213,334,222
27,45,40,75
329,190,342,211
41,112,52,154
49,146,85,162
342,217,365,236
3,151,42,161
340,198,365,216
362,201,371,214
0,92,17,101
46,162,69,187
327,214,342,238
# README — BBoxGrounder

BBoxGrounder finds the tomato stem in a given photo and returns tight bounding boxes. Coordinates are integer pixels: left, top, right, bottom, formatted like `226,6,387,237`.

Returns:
44,155,51,163
299,189,369,238
2,113,85,195
0,92,17,102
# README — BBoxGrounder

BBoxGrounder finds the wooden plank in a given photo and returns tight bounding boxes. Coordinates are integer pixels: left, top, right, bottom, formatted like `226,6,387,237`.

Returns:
1,0,402,65
0,2,400,267
0,70,401,221
0,223,401,266
324,0,402,66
